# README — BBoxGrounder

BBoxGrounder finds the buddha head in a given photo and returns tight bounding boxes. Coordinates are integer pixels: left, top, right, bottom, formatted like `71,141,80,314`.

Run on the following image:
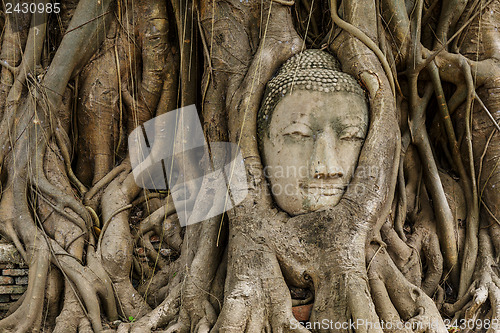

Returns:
258,49,369,216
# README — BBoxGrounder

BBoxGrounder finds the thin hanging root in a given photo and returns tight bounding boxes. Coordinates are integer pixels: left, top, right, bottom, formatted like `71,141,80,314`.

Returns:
32,143,91,232
475,92,500,133
428,59,479,296
84,163,129,204
271,0,295,5
98,203,133,249
417,0,496,72
0,60,19,75
171,0,198,109
434,0,468,47
448,84,468,114
330,0,395,97
408,77,459,284
37,190,88,232
86,205,101,228
0,7,49,168
395,159,407,241
54,128,88,195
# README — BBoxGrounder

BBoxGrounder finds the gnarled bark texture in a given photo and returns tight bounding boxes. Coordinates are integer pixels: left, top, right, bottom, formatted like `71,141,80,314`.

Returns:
0,0,498,332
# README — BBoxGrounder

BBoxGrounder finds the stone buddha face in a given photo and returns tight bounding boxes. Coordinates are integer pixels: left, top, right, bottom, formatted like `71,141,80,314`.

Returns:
258,50,369,216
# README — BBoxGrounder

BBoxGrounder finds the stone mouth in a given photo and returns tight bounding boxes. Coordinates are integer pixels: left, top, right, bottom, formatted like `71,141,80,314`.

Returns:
299,181,345,196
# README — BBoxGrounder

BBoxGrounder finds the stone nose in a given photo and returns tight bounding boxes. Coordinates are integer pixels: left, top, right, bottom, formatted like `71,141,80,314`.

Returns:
310,129,344,179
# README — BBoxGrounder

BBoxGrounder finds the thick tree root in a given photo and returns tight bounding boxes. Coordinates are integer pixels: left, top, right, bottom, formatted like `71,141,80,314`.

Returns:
368,245,448,333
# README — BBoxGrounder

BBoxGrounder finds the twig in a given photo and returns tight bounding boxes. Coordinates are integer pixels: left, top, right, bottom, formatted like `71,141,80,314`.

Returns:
63,11,112,35
474,92,500,133
0,60,19,76
418,0,495,71
97,204,133,250
478,130,496,201
54,128,88,195
85,164,128,201
271,0,295,5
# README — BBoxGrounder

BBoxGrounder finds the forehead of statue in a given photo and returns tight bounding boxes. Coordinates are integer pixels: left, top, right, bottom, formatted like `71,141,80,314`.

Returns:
269,90,368,131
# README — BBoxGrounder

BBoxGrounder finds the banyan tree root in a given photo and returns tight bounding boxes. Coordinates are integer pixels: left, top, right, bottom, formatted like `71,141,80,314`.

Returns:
75,0,169,187
367,245,448,333
443,228,500,331
0,0,499,332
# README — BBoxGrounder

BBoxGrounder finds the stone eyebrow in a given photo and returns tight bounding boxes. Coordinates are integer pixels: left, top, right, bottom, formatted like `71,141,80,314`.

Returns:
337,115,368,127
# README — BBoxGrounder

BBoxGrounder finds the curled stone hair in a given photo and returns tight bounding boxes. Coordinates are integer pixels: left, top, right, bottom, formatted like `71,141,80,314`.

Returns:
257,49,367,140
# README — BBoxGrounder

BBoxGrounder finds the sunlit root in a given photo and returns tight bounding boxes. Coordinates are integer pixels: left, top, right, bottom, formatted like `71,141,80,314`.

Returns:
368,245,448,333
100,168,151,318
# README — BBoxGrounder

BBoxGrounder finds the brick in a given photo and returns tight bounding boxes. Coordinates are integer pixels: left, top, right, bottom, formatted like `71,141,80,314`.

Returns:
10,294,22,300
0,244,24,265
0,276,13,285
0,264,14,269
0,285,26,294
2,269,28,276
0,295,10,302
292,304,313,322
0,303,12,311
14,276,28,285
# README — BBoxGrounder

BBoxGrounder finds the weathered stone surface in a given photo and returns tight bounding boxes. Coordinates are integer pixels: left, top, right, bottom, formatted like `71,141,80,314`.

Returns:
0,244,24,265
0,285,27,294
0,276,14,285
14,277,28,285
2,269,28,277
0,295,10,303
0,303,12,311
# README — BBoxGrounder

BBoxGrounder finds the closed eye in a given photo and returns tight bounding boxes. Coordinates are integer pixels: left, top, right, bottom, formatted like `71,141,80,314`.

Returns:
283,123,313,138
339,126,365,141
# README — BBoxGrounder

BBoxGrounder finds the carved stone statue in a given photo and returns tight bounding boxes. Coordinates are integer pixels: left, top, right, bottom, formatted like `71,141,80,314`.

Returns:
258,49,369,215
